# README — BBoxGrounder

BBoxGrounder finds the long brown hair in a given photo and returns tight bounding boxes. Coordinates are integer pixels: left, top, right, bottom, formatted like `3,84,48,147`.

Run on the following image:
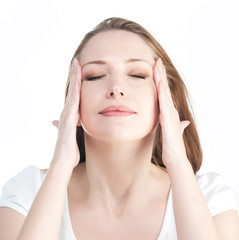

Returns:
63,17,203,174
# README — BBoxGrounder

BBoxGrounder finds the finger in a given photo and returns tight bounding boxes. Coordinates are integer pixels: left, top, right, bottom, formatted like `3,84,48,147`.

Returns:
76,71,82,128
74,58,82,87
158,59,172,101
154,59,170,123
52,120,59,128
64,62,75,107
156,58,175,110
65,58,81,110
67,58,80,96
64,58,82,128
57,58,82,130
153,60,160,91
154,59,170,108
72,58,82,115
158,78,172,120
69,59,76,93
153,61,161,123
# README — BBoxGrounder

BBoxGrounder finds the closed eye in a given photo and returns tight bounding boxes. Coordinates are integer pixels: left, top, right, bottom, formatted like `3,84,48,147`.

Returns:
86,75,105,81
86,75,146,81
130,75,146,79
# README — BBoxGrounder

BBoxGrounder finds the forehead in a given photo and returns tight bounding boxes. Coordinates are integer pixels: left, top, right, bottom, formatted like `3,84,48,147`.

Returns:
79,30,156,65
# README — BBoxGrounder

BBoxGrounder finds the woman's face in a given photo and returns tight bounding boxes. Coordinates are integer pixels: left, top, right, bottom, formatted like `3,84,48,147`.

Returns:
79,30,159,141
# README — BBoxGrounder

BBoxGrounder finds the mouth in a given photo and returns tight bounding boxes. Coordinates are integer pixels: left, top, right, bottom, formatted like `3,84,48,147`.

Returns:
99,105,136,114
99,110,136,117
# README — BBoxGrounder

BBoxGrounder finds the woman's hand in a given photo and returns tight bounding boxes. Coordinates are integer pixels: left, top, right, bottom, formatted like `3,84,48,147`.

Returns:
153,58,190,169
51,58,82,170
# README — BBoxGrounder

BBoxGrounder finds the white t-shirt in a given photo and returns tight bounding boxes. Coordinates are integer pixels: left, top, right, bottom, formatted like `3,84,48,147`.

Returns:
0,165,239,239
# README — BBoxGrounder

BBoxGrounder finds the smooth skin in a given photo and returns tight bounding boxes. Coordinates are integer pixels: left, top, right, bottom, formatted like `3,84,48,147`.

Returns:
0,58,82,240
153,57,239,239
0,30,239,240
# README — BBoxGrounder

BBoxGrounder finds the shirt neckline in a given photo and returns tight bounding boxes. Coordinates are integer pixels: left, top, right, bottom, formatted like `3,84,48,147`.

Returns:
65,187,172,240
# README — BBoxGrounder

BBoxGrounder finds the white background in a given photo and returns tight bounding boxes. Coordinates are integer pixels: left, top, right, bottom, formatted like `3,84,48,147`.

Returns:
0,0,238,195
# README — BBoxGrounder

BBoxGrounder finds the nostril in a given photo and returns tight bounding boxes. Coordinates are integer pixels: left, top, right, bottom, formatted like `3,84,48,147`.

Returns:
110,92,124,96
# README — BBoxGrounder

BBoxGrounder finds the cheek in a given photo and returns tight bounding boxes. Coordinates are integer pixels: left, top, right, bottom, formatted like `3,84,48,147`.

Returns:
141,84,159,125
79,84,103,127
80,85,93,118
79,88,96,135
142,83,158,109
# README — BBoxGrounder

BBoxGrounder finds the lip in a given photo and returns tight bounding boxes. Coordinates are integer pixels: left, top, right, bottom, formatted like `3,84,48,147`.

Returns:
100,111,135,117
99,105,136,114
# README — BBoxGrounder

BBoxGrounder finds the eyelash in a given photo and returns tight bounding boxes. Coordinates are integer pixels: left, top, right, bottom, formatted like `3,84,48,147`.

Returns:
85,75,146,81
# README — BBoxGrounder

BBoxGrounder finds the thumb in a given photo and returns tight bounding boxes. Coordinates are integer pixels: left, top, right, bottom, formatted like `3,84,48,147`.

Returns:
52,120,59,128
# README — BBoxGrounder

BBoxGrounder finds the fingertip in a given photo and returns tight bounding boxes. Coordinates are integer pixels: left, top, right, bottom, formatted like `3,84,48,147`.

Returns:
74,59,83,83
153,65,160,84
156,57,162,66
74,58,82,72
73,57,77,64
52,121,57,127
74,58,79,66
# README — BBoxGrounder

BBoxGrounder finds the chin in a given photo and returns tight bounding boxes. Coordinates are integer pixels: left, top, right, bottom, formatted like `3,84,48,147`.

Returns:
82,125,155,143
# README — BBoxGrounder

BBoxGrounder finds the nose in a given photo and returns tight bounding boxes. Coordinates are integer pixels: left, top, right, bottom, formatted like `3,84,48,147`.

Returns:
106,86,126,99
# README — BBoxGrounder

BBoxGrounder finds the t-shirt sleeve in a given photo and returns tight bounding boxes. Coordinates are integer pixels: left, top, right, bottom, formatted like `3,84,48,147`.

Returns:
196,172,239,216
0,165,43,216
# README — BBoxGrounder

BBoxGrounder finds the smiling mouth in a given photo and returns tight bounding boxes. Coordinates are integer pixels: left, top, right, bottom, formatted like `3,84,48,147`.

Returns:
99,105,136,114
99,111,136,117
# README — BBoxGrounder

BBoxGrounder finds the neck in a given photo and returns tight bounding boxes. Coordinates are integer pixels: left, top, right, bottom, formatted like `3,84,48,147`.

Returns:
80,129,158,217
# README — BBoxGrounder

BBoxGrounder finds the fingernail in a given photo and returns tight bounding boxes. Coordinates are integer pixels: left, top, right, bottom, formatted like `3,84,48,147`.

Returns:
52,121,56,127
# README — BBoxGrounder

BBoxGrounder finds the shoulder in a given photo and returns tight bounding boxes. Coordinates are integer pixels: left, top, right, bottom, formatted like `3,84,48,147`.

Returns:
4,164,46,188
0,165,45,216
196,172,239,216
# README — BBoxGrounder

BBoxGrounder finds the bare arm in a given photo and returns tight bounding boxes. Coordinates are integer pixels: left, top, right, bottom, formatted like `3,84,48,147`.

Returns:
168,161,239,240
0,163,72,240
0,208,25,240
0,57,82,240
17,58,82,240
153,57,239,239
169,161,220,239
213,210,239,239
16,162,73,240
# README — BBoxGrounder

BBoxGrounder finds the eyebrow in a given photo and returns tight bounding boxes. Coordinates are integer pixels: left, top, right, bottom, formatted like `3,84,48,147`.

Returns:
81,58,153,69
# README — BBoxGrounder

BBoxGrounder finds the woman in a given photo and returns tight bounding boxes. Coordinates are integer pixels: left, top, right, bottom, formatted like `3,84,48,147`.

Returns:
0,17,239,239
